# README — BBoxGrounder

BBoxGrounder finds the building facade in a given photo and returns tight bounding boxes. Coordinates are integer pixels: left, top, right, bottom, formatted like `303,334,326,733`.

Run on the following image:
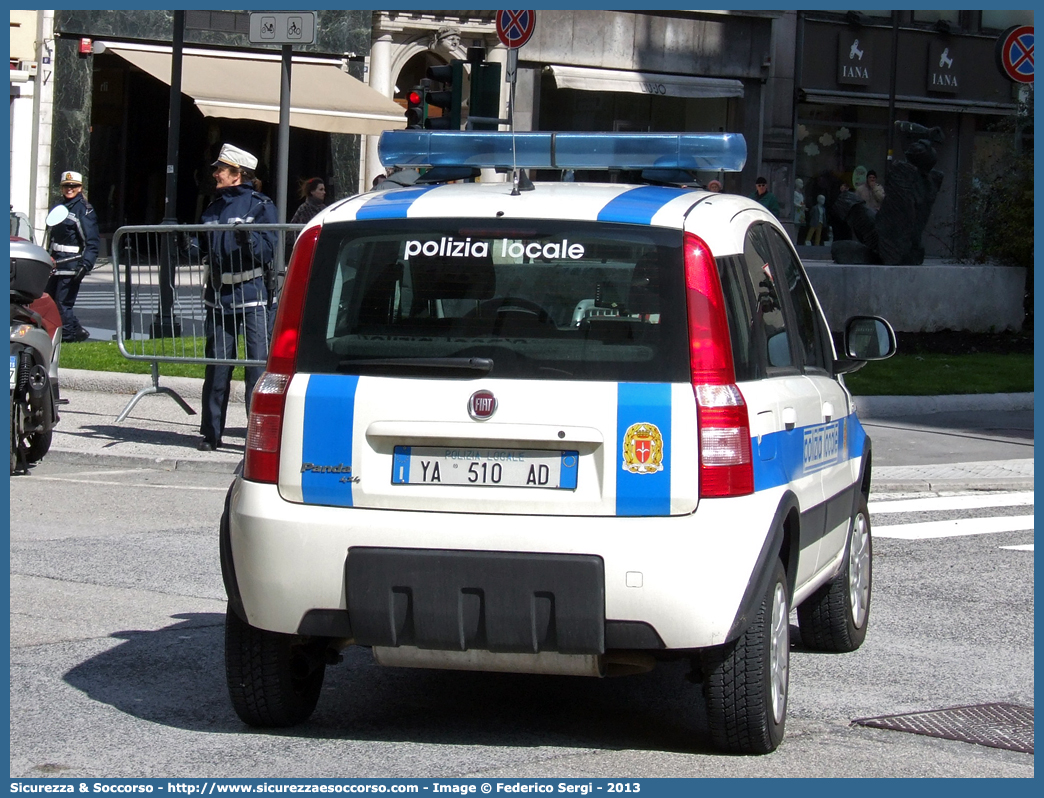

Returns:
9,9,56,237
16,9,1032,258
794,9,1032,254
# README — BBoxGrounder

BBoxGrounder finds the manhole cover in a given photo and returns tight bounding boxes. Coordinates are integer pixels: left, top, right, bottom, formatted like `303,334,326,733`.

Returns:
853,703,1033,754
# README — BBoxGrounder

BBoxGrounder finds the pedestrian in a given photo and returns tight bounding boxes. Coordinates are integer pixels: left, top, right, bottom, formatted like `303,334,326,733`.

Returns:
706,179,722,192
793,178,806,225
371,173,387,189
805,194,827,246
751,176,780,218
290,177,327,225
856,168,885,212
45,170,99,342
195,144,277,452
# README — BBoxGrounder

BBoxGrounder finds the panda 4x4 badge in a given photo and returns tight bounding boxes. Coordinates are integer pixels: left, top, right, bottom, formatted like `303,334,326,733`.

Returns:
622,422,664,474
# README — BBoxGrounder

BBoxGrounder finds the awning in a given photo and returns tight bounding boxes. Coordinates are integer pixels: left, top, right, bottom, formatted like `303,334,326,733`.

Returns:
800,88,1017,116
546,64,744,100
96,41,406,136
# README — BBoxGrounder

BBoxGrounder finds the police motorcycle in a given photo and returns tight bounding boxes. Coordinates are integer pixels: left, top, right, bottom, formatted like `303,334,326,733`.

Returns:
10,214,66,474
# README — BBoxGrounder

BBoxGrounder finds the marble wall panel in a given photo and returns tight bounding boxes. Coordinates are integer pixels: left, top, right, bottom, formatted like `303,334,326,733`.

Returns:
51,38,93,199
600,14,637,71
524,10,769,78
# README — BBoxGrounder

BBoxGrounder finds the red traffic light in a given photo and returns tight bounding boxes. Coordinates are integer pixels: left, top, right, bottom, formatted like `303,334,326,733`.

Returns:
408,90,423,106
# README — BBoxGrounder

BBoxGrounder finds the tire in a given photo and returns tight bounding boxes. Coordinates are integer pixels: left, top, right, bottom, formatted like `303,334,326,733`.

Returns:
797,494,872,653
10,396,19,474
224,606,326,727
700,559,789,754
26,430,52,463
25,391,54,463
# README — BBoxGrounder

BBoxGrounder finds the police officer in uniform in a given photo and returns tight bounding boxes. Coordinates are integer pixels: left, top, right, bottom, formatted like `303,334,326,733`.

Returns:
196,144,277,451
46,170,99,342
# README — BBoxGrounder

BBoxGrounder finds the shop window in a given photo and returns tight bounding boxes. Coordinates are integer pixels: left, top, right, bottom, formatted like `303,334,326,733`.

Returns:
981,10,1034,31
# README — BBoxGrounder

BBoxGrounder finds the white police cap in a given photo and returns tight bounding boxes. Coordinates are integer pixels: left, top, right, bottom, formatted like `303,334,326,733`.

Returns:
60,171,83,185
212,143,258,171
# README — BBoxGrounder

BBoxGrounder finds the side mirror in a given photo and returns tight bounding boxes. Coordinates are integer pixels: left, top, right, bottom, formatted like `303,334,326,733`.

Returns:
835,315,896,374
45,205,69,227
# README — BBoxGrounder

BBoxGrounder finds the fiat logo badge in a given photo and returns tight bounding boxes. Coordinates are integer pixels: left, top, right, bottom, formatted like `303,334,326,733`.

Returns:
468,390,497,421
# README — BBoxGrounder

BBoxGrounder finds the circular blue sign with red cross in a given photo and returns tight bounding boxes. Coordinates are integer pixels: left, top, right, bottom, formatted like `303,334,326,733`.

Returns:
496,10,536,49
996,25,1034,84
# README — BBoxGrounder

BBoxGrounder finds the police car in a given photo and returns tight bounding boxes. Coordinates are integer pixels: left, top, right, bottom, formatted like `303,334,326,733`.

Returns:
221,131,895,754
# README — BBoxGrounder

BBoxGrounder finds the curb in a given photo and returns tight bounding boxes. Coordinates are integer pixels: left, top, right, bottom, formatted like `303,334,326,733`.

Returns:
45,448,242,474
871,477,1035,493
853,392,1033,419
60,368,247,403
43,447,1030,490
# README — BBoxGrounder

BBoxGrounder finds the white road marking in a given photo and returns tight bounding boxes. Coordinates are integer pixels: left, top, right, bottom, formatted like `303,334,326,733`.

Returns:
869,491,1035,514
874,514,1034,540
1000,544,1034,552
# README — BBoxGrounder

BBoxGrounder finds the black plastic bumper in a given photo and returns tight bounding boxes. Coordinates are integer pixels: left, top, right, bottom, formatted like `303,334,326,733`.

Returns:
346,547,607,655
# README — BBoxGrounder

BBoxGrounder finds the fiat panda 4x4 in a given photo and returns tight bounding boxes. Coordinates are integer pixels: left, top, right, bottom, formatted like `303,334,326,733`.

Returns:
221,131,895,754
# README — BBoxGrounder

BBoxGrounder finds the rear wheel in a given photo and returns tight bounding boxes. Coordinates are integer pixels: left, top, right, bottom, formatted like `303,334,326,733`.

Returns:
224,607,327,727
797,494,872,652
700,559,789,754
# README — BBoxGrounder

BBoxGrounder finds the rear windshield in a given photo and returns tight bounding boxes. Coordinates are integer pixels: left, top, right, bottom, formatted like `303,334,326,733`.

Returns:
296,219,690,382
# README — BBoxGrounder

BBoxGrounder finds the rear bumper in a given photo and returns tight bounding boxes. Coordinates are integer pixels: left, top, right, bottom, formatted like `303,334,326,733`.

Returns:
227,478,786,650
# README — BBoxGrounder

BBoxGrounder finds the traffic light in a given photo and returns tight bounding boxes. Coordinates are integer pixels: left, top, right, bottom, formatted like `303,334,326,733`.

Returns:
468,60,502,131
425,60,464,131
405,86,426,129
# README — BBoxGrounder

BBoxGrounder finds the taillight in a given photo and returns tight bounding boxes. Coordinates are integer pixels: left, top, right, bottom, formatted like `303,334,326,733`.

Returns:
243,225,321,484
684,232,753,498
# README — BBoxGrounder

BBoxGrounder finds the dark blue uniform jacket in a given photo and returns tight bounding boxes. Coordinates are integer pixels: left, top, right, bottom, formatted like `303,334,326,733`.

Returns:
199,184,278,312
49,193,100,276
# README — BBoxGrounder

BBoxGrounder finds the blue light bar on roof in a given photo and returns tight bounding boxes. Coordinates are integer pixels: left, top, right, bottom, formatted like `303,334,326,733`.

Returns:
378,131,747,172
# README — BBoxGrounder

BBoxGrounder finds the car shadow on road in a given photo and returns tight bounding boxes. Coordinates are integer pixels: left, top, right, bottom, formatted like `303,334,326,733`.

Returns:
62,612,727,754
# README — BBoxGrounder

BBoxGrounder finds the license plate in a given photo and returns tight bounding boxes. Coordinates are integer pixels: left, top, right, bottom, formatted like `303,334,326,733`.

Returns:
10,355,17,391
392,446,579,489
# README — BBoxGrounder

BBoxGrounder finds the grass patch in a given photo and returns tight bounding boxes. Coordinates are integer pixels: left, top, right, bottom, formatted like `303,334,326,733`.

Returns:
59,340,247,381
843,352,1033,396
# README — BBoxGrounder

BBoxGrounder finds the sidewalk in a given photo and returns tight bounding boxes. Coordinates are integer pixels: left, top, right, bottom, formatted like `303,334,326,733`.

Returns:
39,368,1034,491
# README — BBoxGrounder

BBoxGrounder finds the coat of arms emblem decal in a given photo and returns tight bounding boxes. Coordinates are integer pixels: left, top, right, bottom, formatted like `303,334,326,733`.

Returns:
622,422,664,474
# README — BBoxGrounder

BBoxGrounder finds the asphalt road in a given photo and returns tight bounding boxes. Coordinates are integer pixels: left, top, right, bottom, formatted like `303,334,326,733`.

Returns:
8,461,1034,779
864,409,1034,467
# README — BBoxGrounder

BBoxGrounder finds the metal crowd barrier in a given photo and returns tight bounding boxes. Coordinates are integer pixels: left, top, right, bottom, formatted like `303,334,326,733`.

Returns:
110,222,304,422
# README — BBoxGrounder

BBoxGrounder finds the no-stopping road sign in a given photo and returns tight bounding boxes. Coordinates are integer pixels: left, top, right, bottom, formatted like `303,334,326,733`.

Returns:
496,10,536,49
996,25,1034,84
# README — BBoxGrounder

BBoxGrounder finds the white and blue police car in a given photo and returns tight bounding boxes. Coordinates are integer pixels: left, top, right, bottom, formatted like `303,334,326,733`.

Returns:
221,131,895,754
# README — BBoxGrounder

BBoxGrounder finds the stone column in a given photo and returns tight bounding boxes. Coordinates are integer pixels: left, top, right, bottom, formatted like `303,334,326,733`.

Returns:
365,32,394,191
31,10,56,236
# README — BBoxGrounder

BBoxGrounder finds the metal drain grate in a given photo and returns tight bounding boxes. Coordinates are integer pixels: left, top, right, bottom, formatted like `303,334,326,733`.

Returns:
853,703,1033,754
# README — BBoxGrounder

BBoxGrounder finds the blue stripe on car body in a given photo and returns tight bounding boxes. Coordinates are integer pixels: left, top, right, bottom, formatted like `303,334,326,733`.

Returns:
616,382,672,516
354,186,439,220
751,413,860,492
301,374,359,507
596,185,692,225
